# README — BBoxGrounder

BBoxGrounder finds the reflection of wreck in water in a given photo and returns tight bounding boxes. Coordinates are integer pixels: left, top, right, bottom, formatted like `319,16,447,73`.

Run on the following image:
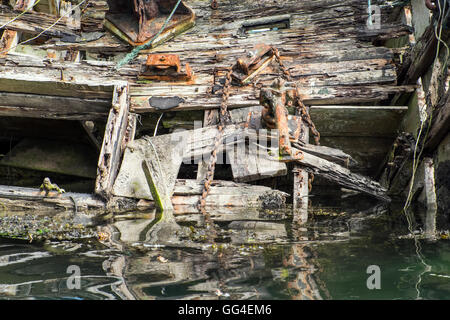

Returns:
0,1,448,242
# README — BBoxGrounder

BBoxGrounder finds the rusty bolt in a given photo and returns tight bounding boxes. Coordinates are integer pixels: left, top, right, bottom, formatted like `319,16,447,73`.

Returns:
211,0,218,9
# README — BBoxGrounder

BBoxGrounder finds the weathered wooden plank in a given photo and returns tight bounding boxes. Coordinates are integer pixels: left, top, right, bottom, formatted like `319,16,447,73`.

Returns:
397,23,438,85
292,142,357,168
130,86,416,112
226,128,287,183
0,76,116,99
112,133,184,201
0,6,79,36
95,83,130,199
0,184,105,213
289,150,390,202
0,92,110,120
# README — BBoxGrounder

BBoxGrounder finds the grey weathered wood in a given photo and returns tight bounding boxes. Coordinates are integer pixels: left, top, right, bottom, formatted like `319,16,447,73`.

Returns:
112,133,185,201
95,83,130,199
0,6,79,37
197,109,217,181
226,129,287,183
0,92,111,120
142,160,174,211
291,150,390,202
130,86,416,113
0,184,105,213
423,158,437,240
0,178,288,215
292,142,357,168
113,125,389,201
293,116,309,224
425,90,450,152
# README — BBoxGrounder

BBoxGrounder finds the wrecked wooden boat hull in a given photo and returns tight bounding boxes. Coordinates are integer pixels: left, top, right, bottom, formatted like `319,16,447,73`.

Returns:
0,0,448,241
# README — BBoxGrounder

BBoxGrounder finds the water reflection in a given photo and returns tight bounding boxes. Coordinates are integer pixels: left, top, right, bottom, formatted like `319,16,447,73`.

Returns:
0,200,449,300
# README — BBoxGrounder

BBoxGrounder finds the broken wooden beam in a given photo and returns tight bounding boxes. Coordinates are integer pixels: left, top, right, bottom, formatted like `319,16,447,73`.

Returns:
425,89,450,152
142,160,174,212
0,6,79,37
293,116,309,224
0,184,105,213
95,83,130,199
288,149,390,202
0,92,111,120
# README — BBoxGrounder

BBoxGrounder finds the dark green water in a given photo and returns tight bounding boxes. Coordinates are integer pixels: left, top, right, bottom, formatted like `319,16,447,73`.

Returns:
0,200,449,300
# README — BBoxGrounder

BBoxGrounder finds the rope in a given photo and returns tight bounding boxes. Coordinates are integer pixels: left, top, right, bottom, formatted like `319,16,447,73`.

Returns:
368,0,372,26
0,0,42,30
114,0,182,70
0,0,87,55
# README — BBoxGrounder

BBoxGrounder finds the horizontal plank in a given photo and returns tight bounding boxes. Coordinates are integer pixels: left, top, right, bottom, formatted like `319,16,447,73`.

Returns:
0,92,111,120
0,76,119,99
130,85,416,112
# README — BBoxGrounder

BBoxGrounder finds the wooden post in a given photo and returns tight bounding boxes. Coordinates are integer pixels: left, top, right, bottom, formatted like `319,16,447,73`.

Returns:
293,117,309,224
197,109,217,180
423,157,437,240
95,83,130,199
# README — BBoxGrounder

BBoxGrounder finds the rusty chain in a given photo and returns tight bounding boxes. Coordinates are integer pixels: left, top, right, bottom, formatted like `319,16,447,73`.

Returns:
272,48,321,146
198,47,319,215
308,173,314,192
197,67,233,220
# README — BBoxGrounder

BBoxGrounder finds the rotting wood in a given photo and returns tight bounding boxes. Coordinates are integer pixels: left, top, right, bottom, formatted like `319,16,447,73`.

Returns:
226,130,287,183
112,124,389,202
130,86,416,112
113,133,184,201
423,157,437,240
0,0,416,219
95,82,130,199
285,148,391,202
397,23,439,85
0,5,79,36
0,184,105,213
142,159,174,211
0,92,111,120
197,109,217,181
425,88,450,152
293,116,309,224
0,29,19,59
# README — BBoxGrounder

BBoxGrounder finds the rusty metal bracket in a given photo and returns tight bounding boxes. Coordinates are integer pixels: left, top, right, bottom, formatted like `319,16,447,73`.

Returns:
231,43,275,85
105,0,196,47
139,53,193,81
